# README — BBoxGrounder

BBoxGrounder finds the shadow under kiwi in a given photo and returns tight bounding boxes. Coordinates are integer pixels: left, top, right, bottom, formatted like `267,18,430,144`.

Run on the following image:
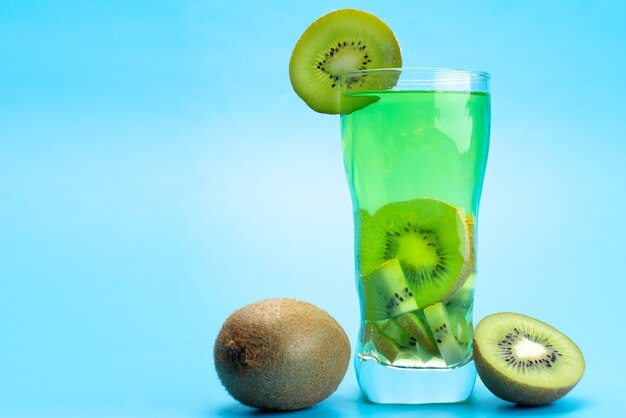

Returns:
496,397,589,416
208,397,348,418
206,390,588,417
354,391,588,417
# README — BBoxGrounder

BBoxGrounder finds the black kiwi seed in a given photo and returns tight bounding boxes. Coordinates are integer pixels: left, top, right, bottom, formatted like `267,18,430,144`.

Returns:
379,282,415,317
494,328,564,370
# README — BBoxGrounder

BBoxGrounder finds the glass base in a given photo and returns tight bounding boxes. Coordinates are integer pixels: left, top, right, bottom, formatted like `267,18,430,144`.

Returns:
355,355,477,404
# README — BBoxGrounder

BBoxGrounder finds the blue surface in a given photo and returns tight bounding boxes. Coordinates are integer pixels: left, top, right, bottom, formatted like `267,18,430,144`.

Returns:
1,1,625,417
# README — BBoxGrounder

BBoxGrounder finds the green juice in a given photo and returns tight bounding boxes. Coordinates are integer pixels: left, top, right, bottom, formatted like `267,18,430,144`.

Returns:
341,90,490,368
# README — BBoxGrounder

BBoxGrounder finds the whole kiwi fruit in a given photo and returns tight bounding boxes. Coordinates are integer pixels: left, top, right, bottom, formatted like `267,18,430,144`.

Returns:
213,298,350,411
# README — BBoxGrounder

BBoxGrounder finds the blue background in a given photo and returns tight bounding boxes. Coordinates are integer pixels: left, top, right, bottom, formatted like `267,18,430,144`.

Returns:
1,1,624,417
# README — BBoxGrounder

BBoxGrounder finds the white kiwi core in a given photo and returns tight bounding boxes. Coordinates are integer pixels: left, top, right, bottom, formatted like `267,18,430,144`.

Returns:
514,337,547,359
328,49,363,75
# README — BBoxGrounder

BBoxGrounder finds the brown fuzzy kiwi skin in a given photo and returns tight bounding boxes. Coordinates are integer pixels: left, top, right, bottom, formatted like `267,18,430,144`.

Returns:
213,298,351,411
473,321,584,406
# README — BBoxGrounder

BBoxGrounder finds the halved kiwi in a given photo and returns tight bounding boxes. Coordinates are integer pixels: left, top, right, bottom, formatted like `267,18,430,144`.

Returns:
358,258,418,321
289,9,402,114
360,198,472,308
474,312,585,406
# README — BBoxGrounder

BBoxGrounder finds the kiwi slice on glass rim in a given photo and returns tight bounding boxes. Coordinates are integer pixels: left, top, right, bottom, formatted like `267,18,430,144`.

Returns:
289,9,402,114
473,312,585,406
360,198,472,308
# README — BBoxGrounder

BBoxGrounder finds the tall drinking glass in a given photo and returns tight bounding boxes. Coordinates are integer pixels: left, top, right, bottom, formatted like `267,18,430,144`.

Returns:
340,68,490,404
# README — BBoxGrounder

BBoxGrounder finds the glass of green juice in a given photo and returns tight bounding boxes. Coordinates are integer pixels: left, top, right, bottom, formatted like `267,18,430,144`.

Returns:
340,68,490,404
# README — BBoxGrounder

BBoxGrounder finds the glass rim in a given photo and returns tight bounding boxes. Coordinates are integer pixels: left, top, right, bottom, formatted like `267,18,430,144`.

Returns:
340,67,490,80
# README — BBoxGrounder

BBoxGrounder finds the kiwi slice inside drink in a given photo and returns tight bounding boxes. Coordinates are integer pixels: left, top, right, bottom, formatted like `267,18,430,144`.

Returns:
381,319,438,364
380,319,414,349
446,287,473,310
424,302,468,366
446,214,476,310
358,258,418,321
289,9,402,114
447,305,472,351
395,312,438,356
473,312,585,406
360,198,472,308
364,322,402,363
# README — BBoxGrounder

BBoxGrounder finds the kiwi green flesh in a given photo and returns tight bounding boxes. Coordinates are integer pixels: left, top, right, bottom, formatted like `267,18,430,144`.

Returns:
359,258,418,321
446,305,472,350
360,198,471,308
289,8,402,114
381,318,413,348
214,298,351,411
365,322,402,363
395,312,438,355
424,302,468,366
466,214,477,274
473,312,585,405
446,287,473,310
